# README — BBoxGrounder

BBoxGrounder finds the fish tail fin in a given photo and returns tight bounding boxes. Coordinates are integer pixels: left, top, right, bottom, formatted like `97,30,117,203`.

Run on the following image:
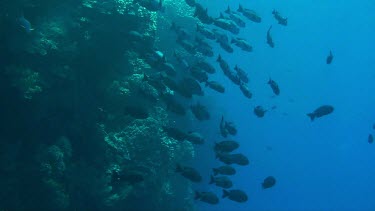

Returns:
222,189,229,198
216,54,222,62
209,175,215,184
194,191,201,200
225,6,231,14
219,12,224,18
307,113,315,121
238,4,243,12
272,9,276,15
213,168,218,176
142,73,148,82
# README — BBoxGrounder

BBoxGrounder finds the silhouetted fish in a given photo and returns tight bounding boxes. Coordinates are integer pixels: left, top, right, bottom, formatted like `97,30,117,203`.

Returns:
262,176,276,189
195,191,219,204
368,134,373,144
222,189,248,203
267,25,274,48
268,78,280,95
307,105,334,121
176,164,202,182
213,165,236,176
326,50,333,64
210,175,233,189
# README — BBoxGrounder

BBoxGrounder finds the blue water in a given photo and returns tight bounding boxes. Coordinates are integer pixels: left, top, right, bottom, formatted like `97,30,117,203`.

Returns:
191,1,375,210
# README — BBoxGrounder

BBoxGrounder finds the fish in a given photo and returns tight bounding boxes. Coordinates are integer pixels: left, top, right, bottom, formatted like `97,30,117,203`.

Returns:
163,127,187,141
237,4,261,23
191,103,210,121
210,175,233,189
224,7,246,27
231,38,253,52
190,67,208,83
195,44,214,57
194,4,214,24
135,0,164,12
213,29,229,44
213,15,240,35
214,141,239,153
194,60,216,74
326,50,333,64
161,93,186,116
213,165,236,176
185,0,196,7
222,189,248,203
124,105,149,119
180,77,204,96
17,15,34,33
220,116,229,138
176,164,202,182
254,106,267,118
234,65,249,83
216,152,249,166
111,170,144,185
239,83,252,99
268,78,280,95
262,176,276,189
158,62,177,77
176,38,196,54
224,121,237,136
196,23,216,40
173,50,190,70
195,191,219,204
185,132,205,145
170,22,192,40
272,10,288,26
219,41,234,53
206,81,225,93
267,25,275,48
368,134,373,144
307,105,334,121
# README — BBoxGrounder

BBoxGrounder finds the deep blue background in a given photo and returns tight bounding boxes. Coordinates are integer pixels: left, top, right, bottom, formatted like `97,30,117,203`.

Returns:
189,0,375,210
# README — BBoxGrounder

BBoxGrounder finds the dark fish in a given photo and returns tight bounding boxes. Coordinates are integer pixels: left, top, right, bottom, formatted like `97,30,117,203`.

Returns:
220,116,229,138
161,74,179,92
195,44,214,57
222,189,248,203
159,62,176,77
194,4,214,24
231,38,253,52
142,73,167,93
161,93,186,115
176,38,196,54
268,78,280,95
219,41,234,53
135,0,163,12
146,50,166,67
267,25,275,48
185,132,205,145
163,127,187,141
213,16,240,35
206,81,225,93
213,165,236,176
214,141,239,153
190,67,208,83
216,153,249,166
224,122,237,136
210,175,233,189
173,50,190,69
195,61,216,74
195,191,219,205
185,0,196,7
254,106,267,118
234,65,249,83
213,29,229,44
368,134,373,144
111,170,144,185
262,176,276,189
180,77,204,96
196,23,216,40
124,105,149,119
195,36,213,49
170,22,191,40
272,10,288,26
239,83,252,99
191,103,210,121
307,105,334,121
176,164,202,182
237,5,261,23
225,7,246,27
326,50,333,64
